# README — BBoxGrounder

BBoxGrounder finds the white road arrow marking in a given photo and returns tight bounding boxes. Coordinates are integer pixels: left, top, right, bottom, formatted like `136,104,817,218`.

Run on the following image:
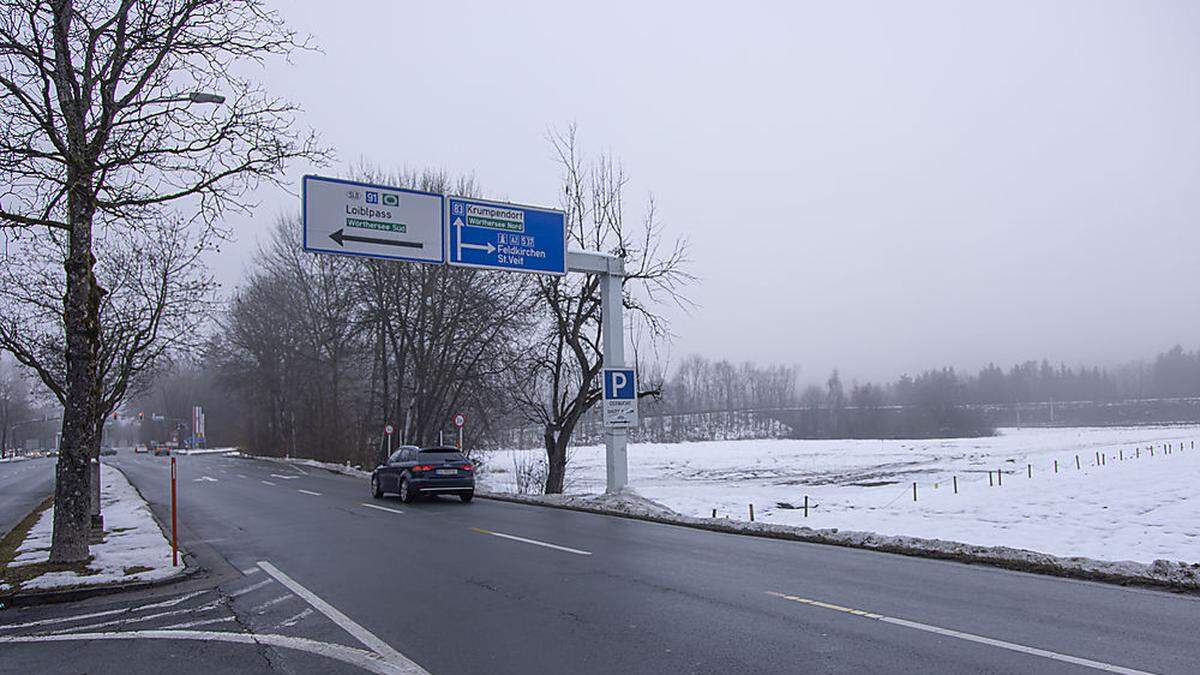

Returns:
454,217,496,258
193,476,218,483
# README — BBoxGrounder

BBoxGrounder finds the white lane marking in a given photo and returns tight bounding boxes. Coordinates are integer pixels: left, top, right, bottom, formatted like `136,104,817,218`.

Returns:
361,503,404,515
0,630,418,675
193,476,218,482
767,592,1152,675
229,578,274,598
298,489,322,496
237,474,248,479
242,567,261,576
50,601,221,634
157,616,236,630
880,616,1152,675
270,474,300,480
251,594,294,614
470,528,592,556
257,560,421,672
261,480,277,486
277,607,314,628
291,467,309,475
0,590,208,632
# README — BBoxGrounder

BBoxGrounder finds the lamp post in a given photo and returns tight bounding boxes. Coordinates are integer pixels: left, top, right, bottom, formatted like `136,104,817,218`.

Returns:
187,92,226,104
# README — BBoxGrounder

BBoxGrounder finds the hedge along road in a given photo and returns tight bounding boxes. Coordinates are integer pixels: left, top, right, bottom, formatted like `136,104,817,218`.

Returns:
69,452,1200,674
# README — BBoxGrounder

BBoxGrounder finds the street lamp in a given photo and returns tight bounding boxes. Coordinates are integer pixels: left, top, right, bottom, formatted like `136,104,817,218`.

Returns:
187,91,226,105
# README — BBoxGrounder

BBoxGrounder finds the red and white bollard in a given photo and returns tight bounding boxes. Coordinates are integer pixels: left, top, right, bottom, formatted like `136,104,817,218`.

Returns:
170,456,178,567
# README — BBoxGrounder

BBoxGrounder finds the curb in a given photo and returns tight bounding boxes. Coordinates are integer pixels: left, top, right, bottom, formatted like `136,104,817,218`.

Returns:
0,564,197,609
478,491,1200,593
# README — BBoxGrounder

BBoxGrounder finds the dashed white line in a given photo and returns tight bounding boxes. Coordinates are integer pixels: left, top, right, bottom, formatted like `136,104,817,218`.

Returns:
470,528,592,556
157,616,237,630
0,590,208,632
50,601,221,634
229,578,274,598
257,560,422,672
298,489,322,496
767,591,1152,675
261,480,277,486
242,567,261,576
237,474,248,479
251,594,294,614
361,503,404,515
270,474,300,480
0,630,417,675
277,607,315,628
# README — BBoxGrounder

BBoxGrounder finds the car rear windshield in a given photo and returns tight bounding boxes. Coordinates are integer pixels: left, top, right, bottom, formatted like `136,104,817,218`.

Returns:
418,448,466,462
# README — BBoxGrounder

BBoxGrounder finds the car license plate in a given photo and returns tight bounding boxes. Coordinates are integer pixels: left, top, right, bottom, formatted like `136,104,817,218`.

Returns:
436,469,457,476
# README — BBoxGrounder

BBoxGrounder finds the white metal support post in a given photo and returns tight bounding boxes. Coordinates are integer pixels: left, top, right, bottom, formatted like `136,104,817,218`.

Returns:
567,251,628,493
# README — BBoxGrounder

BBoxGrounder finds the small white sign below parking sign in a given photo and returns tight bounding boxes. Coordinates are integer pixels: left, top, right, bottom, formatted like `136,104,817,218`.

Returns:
602,367,638,428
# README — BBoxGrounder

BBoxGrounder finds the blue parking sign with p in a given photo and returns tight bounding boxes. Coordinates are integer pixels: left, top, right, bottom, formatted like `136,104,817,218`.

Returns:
604,368,636,400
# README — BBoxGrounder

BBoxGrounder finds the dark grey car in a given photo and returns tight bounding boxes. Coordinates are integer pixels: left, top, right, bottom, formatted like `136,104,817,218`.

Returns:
371,445,475,503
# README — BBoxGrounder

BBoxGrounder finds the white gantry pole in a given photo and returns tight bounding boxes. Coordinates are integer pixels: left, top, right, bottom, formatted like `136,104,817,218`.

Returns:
568,250,629,493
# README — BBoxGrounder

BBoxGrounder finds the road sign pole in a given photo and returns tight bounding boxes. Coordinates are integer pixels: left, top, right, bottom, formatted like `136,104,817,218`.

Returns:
600,265,628,493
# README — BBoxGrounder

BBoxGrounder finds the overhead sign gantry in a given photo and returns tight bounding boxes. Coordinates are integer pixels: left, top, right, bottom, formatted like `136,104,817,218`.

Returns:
302,174,634,493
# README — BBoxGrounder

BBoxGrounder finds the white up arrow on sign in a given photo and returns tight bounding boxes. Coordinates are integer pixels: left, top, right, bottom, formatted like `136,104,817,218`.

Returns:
454,217,496,257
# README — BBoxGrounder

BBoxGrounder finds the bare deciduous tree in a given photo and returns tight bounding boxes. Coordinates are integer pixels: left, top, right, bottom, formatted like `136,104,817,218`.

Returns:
0,0,325,561
514,126,692,494
0,213,219,523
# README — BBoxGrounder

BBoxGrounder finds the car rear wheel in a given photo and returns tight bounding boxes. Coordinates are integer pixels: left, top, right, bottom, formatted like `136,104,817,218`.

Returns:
459,491,474,504
370,476,382,499
399,476,415,503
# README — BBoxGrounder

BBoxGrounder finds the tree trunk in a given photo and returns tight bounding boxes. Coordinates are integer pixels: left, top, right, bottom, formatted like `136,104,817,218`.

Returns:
543,427,565,494
50,171,102,563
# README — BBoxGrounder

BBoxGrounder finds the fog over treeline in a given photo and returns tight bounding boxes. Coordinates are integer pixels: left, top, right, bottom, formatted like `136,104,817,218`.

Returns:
110,339,1200,460
656,345,1200,415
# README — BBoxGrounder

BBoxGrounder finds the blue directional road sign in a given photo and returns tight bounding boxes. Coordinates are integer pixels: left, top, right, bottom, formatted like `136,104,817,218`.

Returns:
447,197,566,275
602,367,639,428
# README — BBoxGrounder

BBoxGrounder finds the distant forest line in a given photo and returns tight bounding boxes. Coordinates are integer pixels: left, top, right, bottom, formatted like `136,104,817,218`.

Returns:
107,344,1200,455
628,345,1200,440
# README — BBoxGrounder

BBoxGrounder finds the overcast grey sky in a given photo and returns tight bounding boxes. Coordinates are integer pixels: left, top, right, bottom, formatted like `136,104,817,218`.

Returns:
219,0,1200,383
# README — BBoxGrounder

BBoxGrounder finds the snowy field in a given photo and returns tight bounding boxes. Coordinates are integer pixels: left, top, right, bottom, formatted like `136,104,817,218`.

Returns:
480,426,1200,565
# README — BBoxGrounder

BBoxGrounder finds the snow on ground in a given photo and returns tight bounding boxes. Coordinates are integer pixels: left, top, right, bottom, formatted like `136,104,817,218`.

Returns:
8,463,183,591
480,426,1200,564
176,447,238,456
248,453,372,479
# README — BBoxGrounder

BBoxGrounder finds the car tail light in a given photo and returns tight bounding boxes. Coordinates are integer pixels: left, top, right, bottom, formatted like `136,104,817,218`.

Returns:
413,464,434,472
460,464,473,471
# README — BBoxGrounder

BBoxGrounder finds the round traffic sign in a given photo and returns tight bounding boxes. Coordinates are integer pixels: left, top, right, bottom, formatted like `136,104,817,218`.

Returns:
452,413,466,429
384,424,394,435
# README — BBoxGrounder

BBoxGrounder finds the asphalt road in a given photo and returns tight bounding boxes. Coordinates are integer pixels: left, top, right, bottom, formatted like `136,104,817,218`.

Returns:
0,458,54,540
2,451,1198,674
